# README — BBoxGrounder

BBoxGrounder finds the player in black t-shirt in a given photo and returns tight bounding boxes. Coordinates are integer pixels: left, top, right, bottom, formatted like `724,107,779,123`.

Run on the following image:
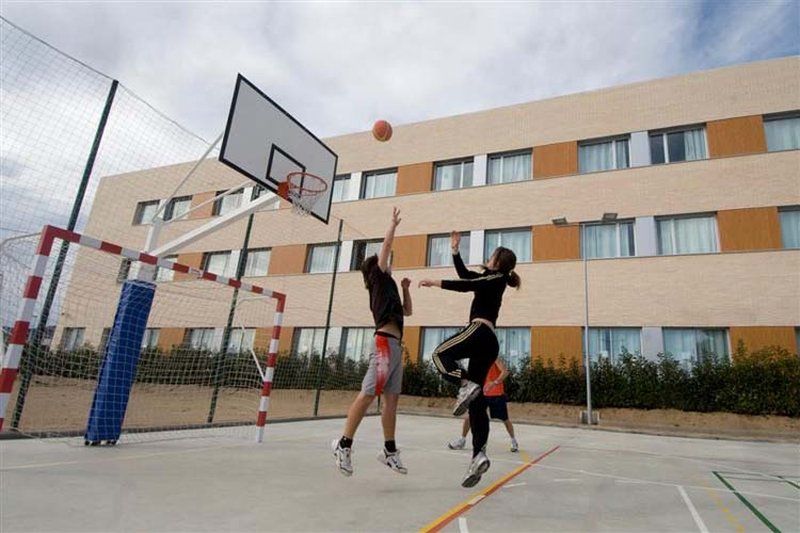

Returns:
332,208,412,477
419,231,521,487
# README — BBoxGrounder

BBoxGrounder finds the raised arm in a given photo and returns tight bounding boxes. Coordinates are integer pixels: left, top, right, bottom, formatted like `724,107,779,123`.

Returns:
379,207,401,272
401,277,412,316
418,272,504,293
451,231,480,280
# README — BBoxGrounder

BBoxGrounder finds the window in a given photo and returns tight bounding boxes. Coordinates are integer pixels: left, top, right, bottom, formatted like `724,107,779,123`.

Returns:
484,228,532,262
434,159,474,191
587,328,641,363
185,328,216,350
779,207,800,249
340,327,374,361
156,255,177,282
764,113,800,152
351,240,383,271
582,221,635,259
663,328,729,366
487,151,531,184
332,174,351,202
163,196,192,221
61,327,85,351
495,328,530,368
657,215,718,255
117,259,132,283
579,137,630,173
420,327,461,361
307,243,338,273
99,328,111,352
293,327,341,357
649,127,707,164
427,233,471,267
133,200,159,225
141,328,160,349
243,248,271,277
227,328,255,353
213,189,244,216
361,169,397,199
203,251,236,277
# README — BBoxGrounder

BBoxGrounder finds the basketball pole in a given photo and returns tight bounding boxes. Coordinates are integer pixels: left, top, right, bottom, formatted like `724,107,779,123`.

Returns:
11,79,119,429
312,218,343,417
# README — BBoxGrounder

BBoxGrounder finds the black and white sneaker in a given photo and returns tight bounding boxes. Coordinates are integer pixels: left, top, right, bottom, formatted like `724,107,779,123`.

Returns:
377,448,408,474
461,451,491,488
331,439,353,477
453,381,481,416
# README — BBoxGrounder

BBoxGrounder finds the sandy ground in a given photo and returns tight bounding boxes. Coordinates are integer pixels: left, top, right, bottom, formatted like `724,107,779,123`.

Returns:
6,377,799,442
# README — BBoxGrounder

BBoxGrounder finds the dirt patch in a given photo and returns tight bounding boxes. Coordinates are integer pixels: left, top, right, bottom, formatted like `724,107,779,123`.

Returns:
399,396,800,442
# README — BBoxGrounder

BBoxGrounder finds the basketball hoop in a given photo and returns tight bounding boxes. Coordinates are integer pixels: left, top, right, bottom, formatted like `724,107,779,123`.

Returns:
277,172,329,217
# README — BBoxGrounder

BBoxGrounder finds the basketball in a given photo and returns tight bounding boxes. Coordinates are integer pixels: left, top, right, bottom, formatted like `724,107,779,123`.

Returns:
372,120,392,142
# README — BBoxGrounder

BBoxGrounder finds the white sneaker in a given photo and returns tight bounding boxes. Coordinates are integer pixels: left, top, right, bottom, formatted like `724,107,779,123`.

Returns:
453,381,481,416
510,438,519,453
447,437,466,450
377,448,408,474
462,451,491,488
331,439,353,477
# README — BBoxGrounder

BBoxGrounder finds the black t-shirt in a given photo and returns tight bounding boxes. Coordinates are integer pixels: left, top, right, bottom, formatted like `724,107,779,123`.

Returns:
366,265,404,333
440,252,508,326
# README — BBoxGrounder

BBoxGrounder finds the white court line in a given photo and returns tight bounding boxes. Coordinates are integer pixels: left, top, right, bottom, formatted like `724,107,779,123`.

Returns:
458,517,469,533
678,485,710,533
552,478,579,482
504,482,528,488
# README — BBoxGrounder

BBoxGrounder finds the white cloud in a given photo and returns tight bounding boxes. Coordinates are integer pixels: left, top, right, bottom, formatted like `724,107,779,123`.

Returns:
1,1,796,141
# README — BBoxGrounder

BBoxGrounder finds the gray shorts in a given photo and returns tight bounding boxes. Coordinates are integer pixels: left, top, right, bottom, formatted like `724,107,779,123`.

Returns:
361,334,403,396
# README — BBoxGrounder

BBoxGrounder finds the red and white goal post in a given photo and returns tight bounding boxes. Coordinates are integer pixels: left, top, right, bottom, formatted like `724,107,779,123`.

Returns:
0,225,285,443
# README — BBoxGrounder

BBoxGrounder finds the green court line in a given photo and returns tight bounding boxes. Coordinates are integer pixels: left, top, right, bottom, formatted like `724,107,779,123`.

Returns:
713,471,780,533
777,476,800,491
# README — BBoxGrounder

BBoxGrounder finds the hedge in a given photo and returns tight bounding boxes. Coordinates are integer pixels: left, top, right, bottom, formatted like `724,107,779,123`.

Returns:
17,343,800,417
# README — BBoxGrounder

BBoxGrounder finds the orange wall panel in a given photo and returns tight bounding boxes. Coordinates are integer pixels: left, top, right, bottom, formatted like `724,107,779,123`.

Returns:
278,326,294,354
392,235,428,269
707,115,767,158
254,327,272,352
268,244,308,275
174,252,203,281
533,142,578,179
396,162,433,195
403,326,421,363
157,328,185,350
533,224,580,261
532,326,582,366
718,207,782,252
189,191,216,220
730,326,797,356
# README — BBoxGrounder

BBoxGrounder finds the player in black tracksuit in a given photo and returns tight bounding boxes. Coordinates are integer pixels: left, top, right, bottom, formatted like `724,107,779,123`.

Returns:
419,231,521,488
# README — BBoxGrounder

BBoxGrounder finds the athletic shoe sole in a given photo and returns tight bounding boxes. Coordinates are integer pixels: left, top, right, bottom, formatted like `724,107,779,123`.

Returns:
331,439,353,477
453,385,481,417
376,452,408,475
447,443,466,450
461,457,491,488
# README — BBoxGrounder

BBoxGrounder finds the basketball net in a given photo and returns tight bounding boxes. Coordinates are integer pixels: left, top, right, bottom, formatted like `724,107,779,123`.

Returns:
277,172,328,217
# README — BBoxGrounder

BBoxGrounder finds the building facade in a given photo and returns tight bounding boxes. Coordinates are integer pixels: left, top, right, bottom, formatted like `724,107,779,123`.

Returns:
56,57,800,368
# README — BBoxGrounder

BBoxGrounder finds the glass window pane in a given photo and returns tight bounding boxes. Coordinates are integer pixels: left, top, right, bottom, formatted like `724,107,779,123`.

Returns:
463,161,473,187
615,139,630,169
620,221,635,257
205,252,232,276
487,156,503,184
421,327,461,361
156,255,177,282
579,141,613,173
308,244,337,273
244,249,270,277
362,171,397,199
332,175,350,202
663,329,697,366
583,223,618,259
696,329,728,359
435,162,462,191
342,327,373,361
217,190,243,216
295,327,340,357
428,233,470,266
779,209,800,249
658,216,717,255
484,229,531,262
649,134,665,164
667,131,686,162
765,117,800,151
496,327,530,368
503,153,531,183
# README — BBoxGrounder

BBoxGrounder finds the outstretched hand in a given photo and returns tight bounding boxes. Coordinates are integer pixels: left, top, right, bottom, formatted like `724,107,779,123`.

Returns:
418,279,437,288
401,277,411,289
450,230,460,251
391,207,402,227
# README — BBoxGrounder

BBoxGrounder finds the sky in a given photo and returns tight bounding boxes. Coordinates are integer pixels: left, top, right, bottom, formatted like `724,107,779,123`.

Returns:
2,1,798,141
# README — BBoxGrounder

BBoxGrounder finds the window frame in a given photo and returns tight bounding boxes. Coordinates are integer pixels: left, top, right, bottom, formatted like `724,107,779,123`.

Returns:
163,195,192,222
486,149,532,185
433,157,474,191
494,327,531,369
133,200,160,225
581,219,636,259
331,174,352,203
483,227,532,263
778,205,800,249
360,168,398,200
339,327,375,361
212,188,244,217
663,327,730,366
184,327,216,351
226,328,256,354
350,239,383,271
420,327,462,362
427,232,471,267
578,135,631,173
243,247,271,277
655,212,719,256
155,255,177,282
61,327,85,351
763,111,800,152
585,327,642,363
306,242,339,273
141,328,160,350
648,125,708,165
202,250,235,277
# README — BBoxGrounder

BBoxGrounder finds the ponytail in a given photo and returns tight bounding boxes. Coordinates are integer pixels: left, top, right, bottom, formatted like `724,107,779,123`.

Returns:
507,270,521,290
491,246,521,290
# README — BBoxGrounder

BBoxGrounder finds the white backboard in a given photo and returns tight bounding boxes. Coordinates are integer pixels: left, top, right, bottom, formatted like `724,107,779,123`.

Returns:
219,74,338,224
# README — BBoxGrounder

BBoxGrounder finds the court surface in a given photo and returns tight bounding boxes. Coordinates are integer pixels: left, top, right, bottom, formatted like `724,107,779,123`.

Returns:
2,414,798,532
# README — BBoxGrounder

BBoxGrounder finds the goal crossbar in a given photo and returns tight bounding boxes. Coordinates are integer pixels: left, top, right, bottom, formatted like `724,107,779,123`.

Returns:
0,224,286,443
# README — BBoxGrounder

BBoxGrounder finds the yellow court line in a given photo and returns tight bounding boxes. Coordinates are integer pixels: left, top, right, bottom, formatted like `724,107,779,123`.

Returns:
701,478,746,533
419,446,559,533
